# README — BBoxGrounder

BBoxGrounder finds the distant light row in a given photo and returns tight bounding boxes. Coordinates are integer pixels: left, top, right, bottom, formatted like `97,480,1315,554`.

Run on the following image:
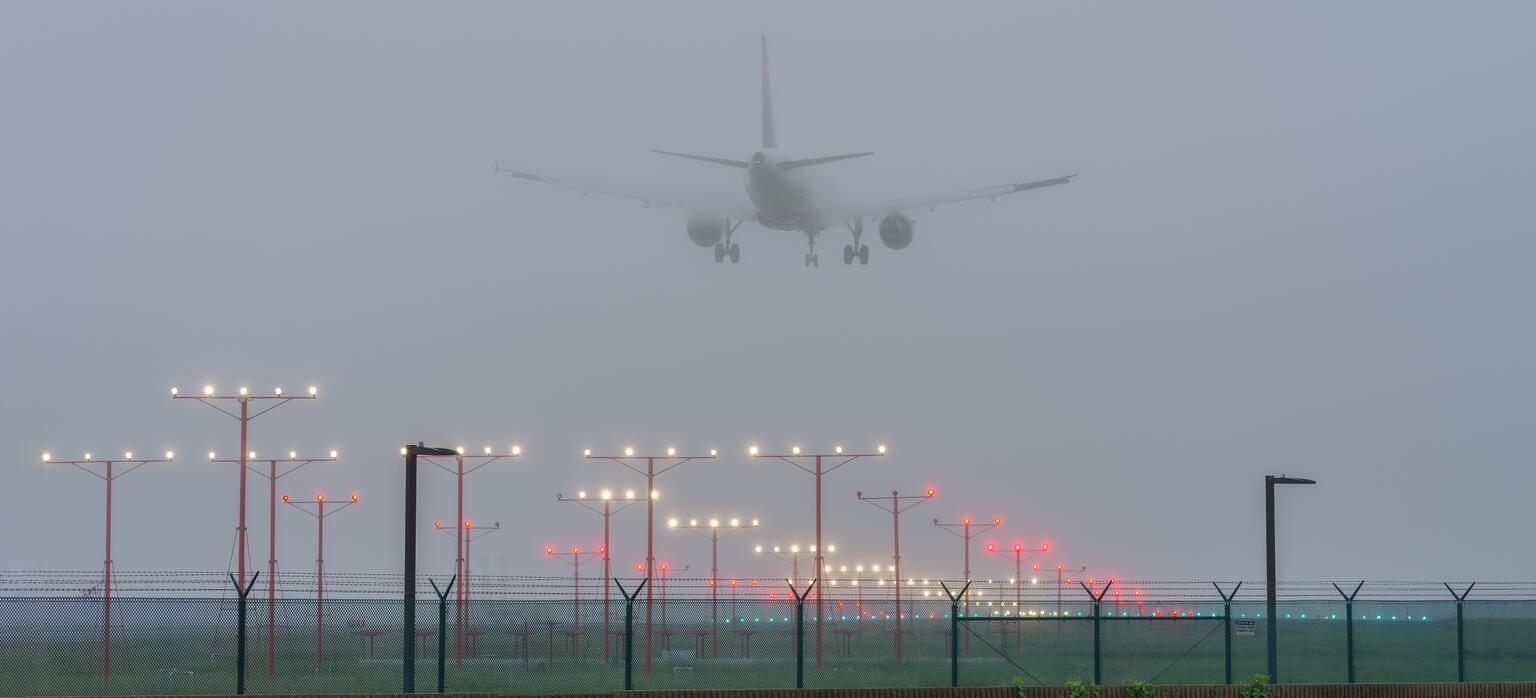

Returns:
42,451,175,462
578,444,887,458
281,493,359,503
44,450,339,462
170,385,317,397
398,445,522,456
669,517,759,528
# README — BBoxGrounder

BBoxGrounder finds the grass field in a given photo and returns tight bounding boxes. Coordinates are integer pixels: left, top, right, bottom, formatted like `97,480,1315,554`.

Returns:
2,596,1533,695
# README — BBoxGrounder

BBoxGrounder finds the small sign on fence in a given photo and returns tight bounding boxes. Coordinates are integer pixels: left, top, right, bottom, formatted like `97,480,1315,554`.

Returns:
1234,620,1256,637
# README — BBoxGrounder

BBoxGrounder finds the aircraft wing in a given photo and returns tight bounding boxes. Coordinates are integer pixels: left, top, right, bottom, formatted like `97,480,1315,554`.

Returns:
828,174,1074,221
494,165,756,220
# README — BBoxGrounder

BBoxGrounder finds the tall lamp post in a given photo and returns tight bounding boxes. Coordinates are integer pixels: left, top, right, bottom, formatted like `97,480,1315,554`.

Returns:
1266,474,1316,684
400,442,459,693
421,445,520,666
172,383,319,584
211,448,338,674
935,512,1001,651
43,450,174,684
545,545,603,654
668,516,759,656
556,488,643,662
855,488,934,662
283,491,359,670
585,446,717,674
987,541,1047,652
751,443,886,668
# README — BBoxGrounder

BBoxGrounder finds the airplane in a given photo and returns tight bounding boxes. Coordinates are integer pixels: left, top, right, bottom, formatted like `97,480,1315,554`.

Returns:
496,36,1073,267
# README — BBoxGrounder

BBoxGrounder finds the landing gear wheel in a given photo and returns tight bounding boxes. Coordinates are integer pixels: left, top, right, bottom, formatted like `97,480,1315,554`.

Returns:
812,254,820,267
857,244,869,265
728,243,740,263
714,243,725,263
843,244,854,265
804,254,811,267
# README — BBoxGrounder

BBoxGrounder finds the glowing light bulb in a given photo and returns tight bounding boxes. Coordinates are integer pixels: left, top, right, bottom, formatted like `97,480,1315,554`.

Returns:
484,446,492,455
624,447,634,457
400,447,407,455
577,490,587,499
666,447,676,456
165,451,174,460
600,489,611,500
330,450,338,459
834,445,843,454
625,489,636,499
351,493,359,502
307,386,317,396
668,518,679,528
42,453,51,462
170,387,179,396
273,387,282,396
791,446,800,455
283,494,290,502
123,451,132,460
583,449,592,457
203,385,215,396
709,448,717,456
748,445,759,456
248,451,256,460
877,444,887,454
238,387,248,396
289,451,298,459
209,451,217,460
511,445,521,456
729,518,738,527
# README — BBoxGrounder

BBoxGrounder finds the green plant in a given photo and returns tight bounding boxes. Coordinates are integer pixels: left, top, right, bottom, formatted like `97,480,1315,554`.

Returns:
1123,678,1155,698
1239,674,1272,698
1013,676,1027,698
1063,679,1100,698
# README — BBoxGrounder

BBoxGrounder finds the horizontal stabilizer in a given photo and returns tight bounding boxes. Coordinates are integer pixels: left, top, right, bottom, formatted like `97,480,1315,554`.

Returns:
777,152,873,170
651,149,750,169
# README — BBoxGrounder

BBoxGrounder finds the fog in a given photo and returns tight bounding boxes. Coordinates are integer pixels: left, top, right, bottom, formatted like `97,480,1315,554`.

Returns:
3,2,1534,585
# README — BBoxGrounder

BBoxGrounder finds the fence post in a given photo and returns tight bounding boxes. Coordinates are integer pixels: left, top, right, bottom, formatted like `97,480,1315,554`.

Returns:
615,578,648,691
429,576,456,694
1331,582,1363,683
229,572,259,696
787,579,816,689
1079,580,1111,687
940,580,973,688
1213,582,1242,685
1444,582,1474,683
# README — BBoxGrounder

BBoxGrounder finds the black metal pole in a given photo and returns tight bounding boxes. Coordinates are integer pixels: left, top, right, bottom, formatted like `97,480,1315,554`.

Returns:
795,590,805,689
404,445,418,693
1265,476,1277,684
231,572,258,696
431,577,455,694
1446,582,1473,683
616,578,646,691
1215,582,1240,686
950,595,959,687
1346,598,1354,683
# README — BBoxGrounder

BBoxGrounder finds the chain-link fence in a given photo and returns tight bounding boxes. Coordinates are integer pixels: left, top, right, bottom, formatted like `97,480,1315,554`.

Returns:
2,573,1534,695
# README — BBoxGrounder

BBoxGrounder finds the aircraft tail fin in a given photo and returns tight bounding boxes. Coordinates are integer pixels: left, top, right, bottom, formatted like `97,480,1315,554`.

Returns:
761,34,776,148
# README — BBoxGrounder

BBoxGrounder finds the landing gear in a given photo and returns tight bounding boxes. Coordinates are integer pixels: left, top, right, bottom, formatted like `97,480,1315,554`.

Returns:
842,217,870,265
802,231,820,267
712,220,744,264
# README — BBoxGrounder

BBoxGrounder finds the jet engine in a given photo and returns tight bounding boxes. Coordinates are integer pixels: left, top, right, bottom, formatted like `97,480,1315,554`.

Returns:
878,213,915,250
686,217,727,247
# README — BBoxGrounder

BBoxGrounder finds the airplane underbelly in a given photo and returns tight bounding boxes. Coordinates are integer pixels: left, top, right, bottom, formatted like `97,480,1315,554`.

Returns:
748,168,806,229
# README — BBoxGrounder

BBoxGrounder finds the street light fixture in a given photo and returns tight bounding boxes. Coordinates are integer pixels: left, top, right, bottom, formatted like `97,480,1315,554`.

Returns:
43,450,173,684
171,383,318,585
1266,474,1316,684
400,442,458,693
210,449,338,673
284,491,360,670
855,488,933,662
585,446,716,674
751,444,885,667
669,516,759,656
556,488,644,662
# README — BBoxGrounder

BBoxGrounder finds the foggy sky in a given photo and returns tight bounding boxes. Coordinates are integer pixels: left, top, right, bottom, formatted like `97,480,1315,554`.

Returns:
3,1,1534,586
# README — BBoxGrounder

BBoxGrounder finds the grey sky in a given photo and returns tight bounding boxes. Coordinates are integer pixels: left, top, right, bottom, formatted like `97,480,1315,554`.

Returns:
3,2,1534,585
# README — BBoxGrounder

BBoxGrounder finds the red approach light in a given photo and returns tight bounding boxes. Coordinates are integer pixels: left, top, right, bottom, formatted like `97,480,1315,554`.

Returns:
434,520,442,528
1032,563,1039,572
751,579,759,586
571,546,580,554
993,516,1001,525
659,563,668,572
463,520,471,528
350,493,359,502
282,494,290,502
1013,543,1023,552
316,493,325,502
926,488,936,497
545,546,555,556
1057,564,1064,571
962,517,971,525
730,579,738,587
1041,543,1050,551
986,543,996,552
635,563,644,572
597,545,607,555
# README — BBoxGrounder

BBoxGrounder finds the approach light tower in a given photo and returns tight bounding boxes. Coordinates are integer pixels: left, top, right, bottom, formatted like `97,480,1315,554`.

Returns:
434,517,500,659
283,491,360,670
421,445,521,666
544,544,603,653
585,446,717,674
171,383,319,584
556,488,644,662
43,450,174,684
751,443,885,668
855,487,934,662
211,448,338,674
669,516,760,656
